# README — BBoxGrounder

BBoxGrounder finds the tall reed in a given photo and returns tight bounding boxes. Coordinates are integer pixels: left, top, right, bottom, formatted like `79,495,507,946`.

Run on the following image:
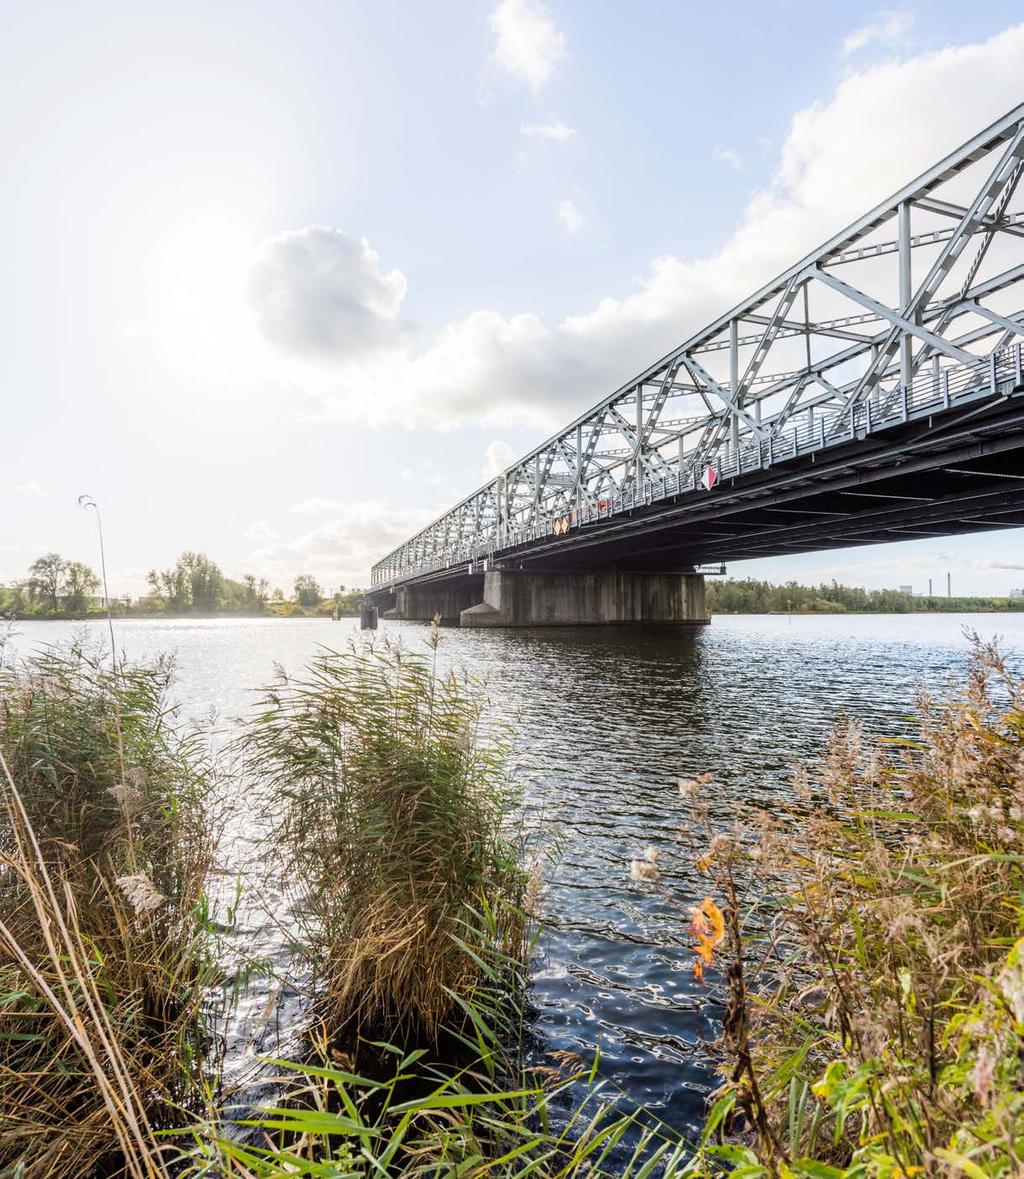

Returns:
240,631,525,1045
0,644,219,1177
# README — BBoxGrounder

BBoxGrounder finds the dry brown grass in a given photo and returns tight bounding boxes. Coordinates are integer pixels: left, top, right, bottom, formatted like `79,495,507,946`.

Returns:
683,637,1024,1177
0,645,218,1177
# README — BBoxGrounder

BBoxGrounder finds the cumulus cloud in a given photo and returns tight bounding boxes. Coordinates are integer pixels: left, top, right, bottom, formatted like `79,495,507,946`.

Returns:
245,502,435,590
842,9,914,57
556,197,584,235
713,146,744,171
484,439,518,477
245,520,278,542
247,227,406,361
520,118,576,142
489,0,566,92
252,24,1024,433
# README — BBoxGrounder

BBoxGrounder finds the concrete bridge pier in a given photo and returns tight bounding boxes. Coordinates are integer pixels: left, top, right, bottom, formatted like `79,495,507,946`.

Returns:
383,581,481,624
460,569,708,628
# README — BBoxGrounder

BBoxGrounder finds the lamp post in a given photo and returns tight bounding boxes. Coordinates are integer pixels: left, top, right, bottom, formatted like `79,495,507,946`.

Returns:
77,495,116,663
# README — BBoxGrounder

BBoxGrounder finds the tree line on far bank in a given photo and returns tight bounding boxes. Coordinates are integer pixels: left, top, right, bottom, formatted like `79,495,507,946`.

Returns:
0,551,365,619
6,555,1020,621
707,576,1024,613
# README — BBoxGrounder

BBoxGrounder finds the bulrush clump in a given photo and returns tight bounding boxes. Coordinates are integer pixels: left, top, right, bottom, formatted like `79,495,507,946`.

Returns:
685,637,1024,1178
0,644,218,1178
241,633,525,1046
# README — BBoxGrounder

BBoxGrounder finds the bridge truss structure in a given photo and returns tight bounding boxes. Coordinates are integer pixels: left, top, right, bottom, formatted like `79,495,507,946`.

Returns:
372,104,1024,588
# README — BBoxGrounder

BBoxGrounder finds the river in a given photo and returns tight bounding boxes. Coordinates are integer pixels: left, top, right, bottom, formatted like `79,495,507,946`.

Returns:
3,612,1021,1144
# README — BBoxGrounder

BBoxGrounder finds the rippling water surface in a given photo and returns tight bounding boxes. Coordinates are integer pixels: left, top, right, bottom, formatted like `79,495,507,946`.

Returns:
5,612,1023,1141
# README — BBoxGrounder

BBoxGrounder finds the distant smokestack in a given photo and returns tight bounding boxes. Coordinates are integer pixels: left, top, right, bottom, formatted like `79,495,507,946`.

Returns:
947,571,951,598
928,577,933,597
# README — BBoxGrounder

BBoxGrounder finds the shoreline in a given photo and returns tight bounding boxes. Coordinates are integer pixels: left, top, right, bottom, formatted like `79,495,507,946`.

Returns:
5,607,1024,622
2,611,362,622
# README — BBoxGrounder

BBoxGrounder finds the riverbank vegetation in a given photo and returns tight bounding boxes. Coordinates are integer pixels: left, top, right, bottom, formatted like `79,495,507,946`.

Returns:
0,645,219,1175
0,549,365,619
686,637,1024,1177
3,627,1022,1176
708,576,1024,614
1,634,660,1176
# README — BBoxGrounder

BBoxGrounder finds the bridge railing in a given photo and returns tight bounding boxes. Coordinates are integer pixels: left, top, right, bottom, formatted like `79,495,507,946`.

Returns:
370,343,1023,588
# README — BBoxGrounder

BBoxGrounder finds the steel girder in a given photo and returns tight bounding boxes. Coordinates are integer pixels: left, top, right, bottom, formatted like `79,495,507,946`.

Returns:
371,103,1024,589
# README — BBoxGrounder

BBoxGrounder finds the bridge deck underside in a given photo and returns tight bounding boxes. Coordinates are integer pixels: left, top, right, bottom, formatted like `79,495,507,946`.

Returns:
394,394,1024,586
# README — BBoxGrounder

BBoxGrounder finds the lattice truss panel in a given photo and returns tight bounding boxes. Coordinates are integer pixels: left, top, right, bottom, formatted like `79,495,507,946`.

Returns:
373,105,1024,587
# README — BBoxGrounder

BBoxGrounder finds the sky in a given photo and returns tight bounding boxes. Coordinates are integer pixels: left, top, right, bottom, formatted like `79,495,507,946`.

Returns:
3,0,1024,597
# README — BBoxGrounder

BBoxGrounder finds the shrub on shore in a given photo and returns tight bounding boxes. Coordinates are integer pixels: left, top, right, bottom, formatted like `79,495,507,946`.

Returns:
687,638,1024,1177
0,645,218,1177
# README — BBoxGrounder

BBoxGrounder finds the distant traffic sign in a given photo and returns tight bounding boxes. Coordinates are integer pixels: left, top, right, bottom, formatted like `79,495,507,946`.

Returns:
701,465,718,492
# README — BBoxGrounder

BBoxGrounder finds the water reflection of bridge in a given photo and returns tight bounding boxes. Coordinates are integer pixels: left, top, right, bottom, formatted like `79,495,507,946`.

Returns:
370,104,1024,627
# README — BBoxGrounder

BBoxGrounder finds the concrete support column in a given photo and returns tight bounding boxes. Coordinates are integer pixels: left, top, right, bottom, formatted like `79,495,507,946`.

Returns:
460,570,708,628
383,581,482,624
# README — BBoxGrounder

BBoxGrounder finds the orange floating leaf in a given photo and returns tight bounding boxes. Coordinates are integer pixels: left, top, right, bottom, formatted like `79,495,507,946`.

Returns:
695,852,715,874
692,958,704,983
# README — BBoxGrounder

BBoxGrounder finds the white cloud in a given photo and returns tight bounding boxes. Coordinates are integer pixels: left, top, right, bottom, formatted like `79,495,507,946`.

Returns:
489,0,566,93
253,24,1024,434
245,520,278,542
842,9,914,57
556,197,584,235
247,226,407,361
3,482,46,497
520,118,576,142
713,146,744,172
289,496,343,515
484,439,518,477
246,502,435,591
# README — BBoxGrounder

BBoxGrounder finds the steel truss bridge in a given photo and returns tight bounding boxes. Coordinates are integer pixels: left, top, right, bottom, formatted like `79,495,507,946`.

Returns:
372,104,1024,590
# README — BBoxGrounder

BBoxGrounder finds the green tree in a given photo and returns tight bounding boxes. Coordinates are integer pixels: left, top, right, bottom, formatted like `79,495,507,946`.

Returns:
293,573,322,608
147,552,223,612
181,552,223,612
148,565,190,610
334,589,363,616
27,553,67,611
62,561,100,611
219,577,247,612
243,574,269,607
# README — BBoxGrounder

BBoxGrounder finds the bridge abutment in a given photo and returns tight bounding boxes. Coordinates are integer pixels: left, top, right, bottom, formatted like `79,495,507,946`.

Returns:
459,570,708,628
